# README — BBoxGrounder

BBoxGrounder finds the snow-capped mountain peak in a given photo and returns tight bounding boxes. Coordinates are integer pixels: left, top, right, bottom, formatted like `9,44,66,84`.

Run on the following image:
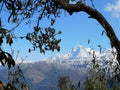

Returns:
44,45,93,61
42,45,116,65
67,45,90,59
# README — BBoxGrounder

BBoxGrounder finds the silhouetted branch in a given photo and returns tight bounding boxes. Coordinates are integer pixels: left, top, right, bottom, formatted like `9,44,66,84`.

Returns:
53,0,120,64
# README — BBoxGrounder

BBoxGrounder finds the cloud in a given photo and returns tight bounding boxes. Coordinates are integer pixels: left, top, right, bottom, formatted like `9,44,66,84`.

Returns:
104,0,120,18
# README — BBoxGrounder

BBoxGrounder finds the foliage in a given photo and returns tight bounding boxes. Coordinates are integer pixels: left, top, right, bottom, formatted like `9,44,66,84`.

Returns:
26,26,61,53
0,50,29,90
7,65,30,90
0,65,29,90
0,49,15,68
0,0,120,66
0,0,120,90
57,76,76,90
84,47,120,90
0,0,62,67
84,61,107,90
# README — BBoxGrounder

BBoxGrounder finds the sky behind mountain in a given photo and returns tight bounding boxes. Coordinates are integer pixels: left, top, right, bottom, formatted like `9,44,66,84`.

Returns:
1,0,120,61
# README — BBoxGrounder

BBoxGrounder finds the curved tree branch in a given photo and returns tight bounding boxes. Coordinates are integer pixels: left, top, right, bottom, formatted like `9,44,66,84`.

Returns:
54,0,120,64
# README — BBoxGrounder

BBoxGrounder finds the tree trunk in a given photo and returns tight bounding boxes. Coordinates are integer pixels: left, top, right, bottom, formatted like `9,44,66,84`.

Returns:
53,0,120,64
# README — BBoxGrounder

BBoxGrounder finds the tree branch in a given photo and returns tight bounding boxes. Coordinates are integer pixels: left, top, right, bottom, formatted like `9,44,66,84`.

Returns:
54,0,120,64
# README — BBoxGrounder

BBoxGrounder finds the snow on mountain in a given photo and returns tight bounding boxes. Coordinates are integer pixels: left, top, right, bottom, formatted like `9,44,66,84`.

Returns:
41,45,117,70
0,45,116,70
67,45,90,59
44,45,92,60
43,45,94,62
0,45,118,90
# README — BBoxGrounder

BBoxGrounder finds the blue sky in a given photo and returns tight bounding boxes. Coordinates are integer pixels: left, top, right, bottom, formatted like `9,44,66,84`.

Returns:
1,0,120,62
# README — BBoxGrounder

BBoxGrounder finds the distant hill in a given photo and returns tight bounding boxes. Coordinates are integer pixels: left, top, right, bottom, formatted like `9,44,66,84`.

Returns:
0,45,116,90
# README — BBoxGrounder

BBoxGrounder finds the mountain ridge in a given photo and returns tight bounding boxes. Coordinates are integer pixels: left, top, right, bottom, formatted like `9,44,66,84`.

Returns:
42,45,115,62
0,45,117,90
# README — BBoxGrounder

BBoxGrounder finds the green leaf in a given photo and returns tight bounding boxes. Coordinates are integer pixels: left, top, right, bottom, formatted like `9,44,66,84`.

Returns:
6,34,13,46
100,47,102,53
6,52,15,68
51,18,55,26
98,45,101,47
88,40,90,44
101,30,105,36
58,31,62,34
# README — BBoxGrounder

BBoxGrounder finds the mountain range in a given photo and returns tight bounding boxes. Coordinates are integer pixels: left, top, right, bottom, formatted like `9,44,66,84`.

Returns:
0,45,117,90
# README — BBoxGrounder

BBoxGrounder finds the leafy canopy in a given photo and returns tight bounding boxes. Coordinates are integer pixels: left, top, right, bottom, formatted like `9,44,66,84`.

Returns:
0,0,64,68
0,0,120,67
